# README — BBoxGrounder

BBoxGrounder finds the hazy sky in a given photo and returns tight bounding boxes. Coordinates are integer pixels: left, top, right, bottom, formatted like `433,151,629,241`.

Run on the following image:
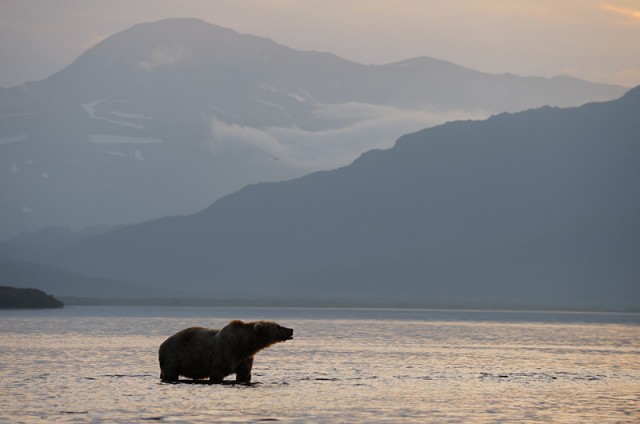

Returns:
1,0,639,88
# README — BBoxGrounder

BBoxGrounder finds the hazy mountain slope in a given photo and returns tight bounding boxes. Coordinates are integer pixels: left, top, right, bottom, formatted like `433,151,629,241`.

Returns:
0,257,176,298
0,225,120,265
0,18,626,240
56,87,640,310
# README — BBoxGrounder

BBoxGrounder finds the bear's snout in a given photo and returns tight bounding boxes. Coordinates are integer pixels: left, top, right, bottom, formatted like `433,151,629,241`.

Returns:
279,327,294,341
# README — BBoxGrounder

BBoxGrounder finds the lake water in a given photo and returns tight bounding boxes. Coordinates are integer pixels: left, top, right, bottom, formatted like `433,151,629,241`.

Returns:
1,306,639,423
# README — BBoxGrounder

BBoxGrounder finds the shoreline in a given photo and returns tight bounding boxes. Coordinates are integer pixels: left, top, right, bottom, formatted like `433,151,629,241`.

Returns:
57,296,640,314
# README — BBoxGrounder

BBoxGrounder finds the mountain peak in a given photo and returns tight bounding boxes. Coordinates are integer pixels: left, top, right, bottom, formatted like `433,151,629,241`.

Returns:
0,18,629,241
386,56,464,71
42,17,278,89
120,17,240,39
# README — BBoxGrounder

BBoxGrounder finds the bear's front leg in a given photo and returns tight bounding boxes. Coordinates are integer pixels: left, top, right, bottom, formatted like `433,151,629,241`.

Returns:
209,372,224,384
235,357,254,383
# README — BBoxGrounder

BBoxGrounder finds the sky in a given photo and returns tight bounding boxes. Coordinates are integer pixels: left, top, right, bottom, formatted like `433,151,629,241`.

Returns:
0,0,639,89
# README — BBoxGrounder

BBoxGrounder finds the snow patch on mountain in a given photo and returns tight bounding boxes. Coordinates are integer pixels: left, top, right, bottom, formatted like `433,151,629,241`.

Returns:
109,111,153,120
0,113,36,119
82,100,146,129
136,44,190,71
89,134,163,144
0,134,28,145
253,98,294,121
286,92,307,102
208,105,239,119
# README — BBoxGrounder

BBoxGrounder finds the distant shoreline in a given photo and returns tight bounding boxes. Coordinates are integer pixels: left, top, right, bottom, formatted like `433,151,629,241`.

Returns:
58,296,639,314
0,286,64,309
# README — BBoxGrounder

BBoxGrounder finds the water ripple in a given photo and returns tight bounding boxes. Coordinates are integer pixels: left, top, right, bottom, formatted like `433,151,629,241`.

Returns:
0,307,638,422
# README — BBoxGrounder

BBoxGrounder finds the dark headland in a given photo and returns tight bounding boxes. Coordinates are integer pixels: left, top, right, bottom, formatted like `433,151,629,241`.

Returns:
0,286,64,309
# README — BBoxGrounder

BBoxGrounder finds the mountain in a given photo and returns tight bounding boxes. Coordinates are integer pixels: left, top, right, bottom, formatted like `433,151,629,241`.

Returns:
0,18,626,240
0,257,177,298
0,225,120,265
52,87,640,310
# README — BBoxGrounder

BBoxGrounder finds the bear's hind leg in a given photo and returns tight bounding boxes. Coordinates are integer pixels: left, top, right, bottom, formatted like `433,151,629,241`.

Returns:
160,366,179,383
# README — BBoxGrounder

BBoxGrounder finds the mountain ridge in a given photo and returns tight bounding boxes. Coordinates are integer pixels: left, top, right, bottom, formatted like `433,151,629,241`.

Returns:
51,87,640,310
0,18,628,240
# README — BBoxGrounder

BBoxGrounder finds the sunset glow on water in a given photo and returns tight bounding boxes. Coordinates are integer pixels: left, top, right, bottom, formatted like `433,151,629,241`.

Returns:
1,307,638,422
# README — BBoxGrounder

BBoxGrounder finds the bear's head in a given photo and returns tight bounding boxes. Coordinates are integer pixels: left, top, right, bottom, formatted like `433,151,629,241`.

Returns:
253,321,294,343
225,320,293,351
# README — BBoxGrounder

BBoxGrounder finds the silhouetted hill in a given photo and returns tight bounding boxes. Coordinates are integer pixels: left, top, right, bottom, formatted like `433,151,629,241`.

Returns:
0,286,63,309
0,18,625,240
53,87,640,310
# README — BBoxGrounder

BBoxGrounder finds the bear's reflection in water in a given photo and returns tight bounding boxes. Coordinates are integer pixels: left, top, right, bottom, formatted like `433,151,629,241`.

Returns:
158,320,293,384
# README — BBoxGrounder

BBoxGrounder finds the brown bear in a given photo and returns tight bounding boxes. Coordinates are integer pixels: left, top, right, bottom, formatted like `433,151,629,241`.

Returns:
158,320,293,383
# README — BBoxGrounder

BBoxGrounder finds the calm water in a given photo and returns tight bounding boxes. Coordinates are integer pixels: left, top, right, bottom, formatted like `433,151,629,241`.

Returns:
0,306,638,423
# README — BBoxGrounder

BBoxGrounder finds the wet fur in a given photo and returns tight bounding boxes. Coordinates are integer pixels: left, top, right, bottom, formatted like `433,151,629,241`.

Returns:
158,320,293,383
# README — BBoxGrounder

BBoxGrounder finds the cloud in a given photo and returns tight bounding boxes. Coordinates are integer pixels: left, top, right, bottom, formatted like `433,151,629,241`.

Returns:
601,3,640,21
210,119,288,159
210,103,487,171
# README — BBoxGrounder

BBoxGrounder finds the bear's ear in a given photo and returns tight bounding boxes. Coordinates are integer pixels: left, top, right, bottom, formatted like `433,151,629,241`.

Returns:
254,322,264,332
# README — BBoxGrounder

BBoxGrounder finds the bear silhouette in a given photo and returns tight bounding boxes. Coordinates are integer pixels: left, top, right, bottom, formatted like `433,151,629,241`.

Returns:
159,320,293,383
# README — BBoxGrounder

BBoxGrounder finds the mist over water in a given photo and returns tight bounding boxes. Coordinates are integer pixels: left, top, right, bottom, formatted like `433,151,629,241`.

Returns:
1,307,638,422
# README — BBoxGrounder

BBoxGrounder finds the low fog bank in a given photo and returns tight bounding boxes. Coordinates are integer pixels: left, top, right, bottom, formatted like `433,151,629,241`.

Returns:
210,104,488,171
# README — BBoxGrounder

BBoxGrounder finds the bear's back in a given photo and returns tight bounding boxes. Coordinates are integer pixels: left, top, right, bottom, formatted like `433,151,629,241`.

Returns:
161,327,219,352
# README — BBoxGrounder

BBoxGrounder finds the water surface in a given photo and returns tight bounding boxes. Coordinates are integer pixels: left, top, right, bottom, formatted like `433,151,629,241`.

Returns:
1,306,638,422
